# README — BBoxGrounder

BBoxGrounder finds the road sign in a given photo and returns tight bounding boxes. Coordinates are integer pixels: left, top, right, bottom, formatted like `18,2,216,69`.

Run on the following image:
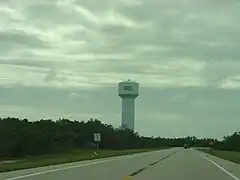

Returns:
94,133,101,142
93,133,101,149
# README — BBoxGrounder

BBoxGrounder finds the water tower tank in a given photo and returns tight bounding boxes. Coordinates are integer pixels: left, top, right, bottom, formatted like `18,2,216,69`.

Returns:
118,79,139,98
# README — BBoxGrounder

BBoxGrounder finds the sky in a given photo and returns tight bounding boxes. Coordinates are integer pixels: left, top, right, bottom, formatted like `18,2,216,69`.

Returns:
0,0,240,139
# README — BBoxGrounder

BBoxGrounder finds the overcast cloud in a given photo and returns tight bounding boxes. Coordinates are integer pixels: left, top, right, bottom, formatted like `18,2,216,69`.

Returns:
0,0,240,138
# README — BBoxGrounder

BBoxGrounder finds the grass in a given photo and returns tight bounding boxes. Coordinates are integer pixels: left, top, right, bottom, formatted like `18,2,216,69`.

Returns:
0,148,161,173
200,149,240,164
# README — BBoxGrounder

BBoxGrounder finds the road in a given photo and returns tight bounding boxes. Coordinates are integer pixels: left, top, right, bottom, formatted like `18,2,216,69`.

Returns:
0,148,239,180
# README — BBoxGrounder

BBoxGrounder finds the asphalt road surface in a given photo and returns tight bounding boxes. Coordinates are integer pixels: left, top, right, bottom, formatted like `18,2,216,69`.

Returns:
0,148,239,180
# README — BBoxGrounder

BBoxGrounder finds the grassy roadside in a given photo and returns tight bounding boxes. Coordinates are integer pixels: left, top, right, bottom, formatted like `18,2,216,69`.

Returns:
200,149,240,164
0,148,162,173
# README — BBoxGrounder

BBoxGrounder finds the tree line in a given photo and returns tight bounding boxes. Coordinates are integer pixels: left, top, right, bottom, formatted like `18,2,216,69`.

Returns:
0,117,239,159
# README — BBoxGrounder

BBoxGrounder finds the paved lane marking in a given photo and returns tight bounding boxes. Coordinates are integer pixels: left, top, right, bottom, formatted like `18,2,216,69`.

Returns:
201,155,240,180
127,151,177,177
123,176,132,180
129,167,148,176
2,150,161,180
149,160,160,166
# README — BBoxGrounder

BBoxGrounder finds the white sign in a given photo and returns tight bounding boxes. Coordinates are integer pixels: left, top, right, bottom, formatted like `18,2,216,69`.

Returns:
94,133,101,142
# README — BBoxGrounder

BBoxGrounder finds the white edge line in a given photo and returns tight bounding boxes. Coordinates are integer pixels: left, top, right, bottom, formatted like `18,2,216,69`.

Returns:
3,158,116,180
200,154,240,180
2,150,159,180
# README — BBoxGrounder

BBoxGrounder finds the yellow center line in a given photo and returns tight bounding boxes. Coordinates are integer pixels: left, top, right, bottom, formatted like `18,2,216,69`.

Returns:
123,176,133,180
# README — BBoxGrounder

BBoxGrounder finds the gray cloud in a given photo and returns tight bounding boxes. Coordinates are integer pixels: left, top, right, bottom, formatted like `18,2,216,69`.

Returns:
0,0,239,137
0,58,51,70
0,29,49,49
44,69,58,82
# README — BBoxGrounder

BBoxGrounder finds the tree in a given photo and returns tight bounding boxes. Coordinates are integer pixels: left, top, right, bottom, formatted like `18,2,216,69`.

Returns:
0,117,239,159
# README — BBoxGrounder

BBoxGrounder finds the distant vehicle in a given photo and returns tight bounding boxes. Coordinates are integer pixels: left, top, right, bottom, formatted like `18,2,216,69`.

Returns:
184,144,190,149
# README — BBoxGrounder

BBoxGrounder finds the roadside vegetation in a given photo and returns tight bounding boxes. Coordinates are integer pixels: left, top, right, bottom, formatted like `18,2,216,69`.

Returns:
0,149,157,172
0,117,239,171
201,149,240,164
199,131,240,164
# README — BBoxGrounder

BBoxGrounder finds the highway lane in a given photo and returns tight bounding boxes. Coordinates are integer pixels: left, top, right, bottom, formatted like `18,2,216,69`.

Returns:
0,148,239,180
137,149,240,180
0,149,175,180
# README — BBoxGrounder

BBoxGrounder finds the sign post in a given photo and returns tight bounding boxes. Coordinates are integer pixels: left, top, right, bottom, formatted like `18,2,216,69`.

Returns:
93,133,101,149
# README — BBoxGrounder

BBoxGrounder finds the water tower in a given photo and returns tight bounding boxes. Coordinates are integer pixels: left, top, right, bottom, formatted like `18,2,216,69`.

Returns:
118,79,139,131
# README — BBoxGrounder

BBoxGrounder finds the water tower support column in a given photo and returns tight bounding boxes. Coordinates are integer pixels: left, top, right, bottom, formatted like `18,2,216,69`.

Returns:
122,97,135,130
